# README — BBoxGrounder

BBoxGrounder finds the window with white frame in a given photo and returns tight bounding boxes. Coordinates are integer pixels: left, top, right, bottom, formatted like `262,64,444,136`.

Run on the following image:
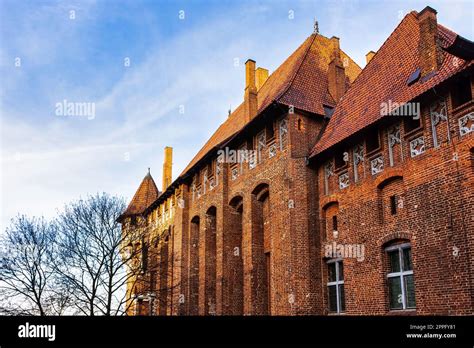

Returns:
386,243,415,310
327,259,345,313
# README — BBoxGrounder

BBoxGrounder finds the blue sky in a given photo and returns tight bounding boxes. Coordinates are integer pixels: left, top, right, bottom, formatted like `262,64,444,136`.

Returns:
0,0,472,231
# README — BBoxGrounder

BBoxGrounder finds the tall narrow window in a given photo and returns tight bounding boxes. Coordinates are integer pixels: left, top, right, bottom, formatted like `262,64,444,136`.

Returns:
265,252,271,314
327,260,345,313
404,116,421,133
332,215,338,231
266,121,275,141
386,243,415,310
451,75,472,108
390,195,397,215
366,130,380,153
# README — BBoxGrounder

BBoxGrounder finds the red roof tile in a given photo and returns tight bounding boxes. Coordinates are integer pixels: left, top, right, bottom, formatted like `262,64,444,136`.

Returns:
310,12,472,157
181,34,361,175
121,172,159,219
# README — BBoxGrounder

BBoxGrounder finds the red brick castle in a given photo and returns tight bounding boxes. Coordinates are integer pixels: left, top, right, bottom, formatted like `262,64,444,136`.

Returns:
118,7,474,315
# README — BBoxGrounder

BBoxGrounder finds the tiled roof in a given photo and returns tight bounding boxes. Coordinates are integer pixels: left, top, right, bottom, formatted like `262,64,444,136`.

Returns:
181,34,361,175
120,172,159,219
310,11,472,157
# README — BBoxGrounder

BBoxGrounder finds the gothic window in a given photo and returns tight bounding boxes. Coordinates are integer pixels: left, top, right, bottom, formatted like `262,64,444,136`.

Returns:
249,151,257,169
353,144,364,182
386,243,415,310
327,259,345,313
257,131,266,163
324,161,334,195
238,143,247,173
203,168,208,194
191,182,196,202
279,119,288,151
387,125,401,167
430,98,449,147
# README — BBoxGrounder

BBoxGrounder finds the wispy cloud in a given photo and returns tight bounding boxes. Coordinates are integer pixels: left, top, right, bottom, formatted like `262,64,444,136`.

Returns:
1,0,472,232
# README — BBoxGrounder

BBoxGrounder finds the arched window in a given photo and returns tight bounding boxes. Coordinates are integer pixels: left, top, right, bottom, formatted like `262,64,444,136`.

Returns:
251,183,271,314
227,196,244,315
385,242,415,310
188,216,200,315
205,207,217,315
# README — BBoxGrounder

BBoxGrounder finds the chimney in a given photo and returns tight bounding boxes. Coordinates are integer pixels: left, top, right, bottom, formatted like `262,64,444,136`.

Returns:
162,146,173,192
244,59,258,122
418,6,440,76
327,37,346,103
365,51,376,64
256,67,269,91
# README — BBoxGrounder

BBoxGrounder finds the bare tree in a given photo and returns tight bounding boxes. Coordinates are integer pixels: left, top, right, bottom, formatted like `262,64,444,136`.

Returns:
0,193,178,316
52,193,128,315
0,215,58,315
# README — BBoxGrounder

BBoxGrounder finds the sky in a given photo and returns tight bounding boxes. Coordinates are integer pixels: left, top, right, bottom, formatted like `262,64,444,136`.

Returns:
0,0,473,232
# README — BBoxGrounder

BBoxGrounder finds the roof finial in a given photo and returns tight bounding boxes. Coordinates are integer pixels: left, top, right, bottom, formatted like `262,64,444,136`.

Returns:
313,18,319,34
148,167,150,175
228,105,232,116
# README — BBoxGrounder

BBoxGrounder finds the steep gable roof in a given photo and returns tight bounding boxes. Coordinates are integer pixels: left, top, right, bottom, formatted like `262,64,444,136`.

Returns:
119,171,159,220
123,33,362,218
310,11,473,158
181,33,361,175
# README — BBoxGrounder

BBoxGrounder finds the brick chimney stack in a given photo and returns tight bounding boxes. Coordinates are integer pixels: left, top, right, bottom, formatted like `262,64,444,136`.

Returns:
328,36,346,103
256,67,269,91
418,6,440,76
365,51,376,64
162,146,173,192
244,59,258,122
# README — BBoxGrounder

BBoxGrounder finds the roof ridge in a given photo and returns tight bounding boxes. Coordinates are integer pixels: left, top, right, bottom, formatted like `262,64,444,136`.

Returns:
275,34,318,104
309,14,420,158
342,11,418,92
310,9,471,158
